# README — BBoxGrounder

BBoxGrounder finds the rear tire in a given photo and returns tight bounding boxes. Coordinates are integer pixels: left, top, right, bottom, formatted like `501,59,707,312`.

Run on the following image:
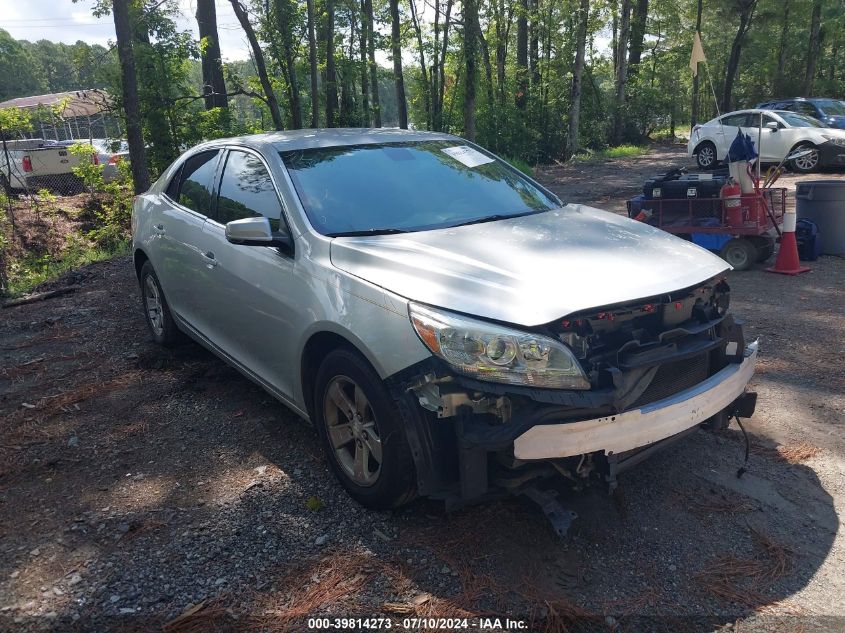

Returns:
139,261,181,348
696,141,718,170
749,236,775,263
313,348,417,509
720,238,757,271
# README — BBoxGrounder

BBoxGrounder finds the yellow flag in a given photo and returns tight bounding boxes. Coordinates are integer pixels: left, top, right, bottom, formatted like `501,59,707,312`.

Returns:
690,32,706,76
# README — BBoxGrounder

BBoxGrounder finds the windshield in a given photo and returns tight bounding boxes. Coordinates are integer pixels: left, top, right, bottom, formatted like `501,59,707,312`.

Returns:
815,100,845,116
778,112,824,128
280,141,560,236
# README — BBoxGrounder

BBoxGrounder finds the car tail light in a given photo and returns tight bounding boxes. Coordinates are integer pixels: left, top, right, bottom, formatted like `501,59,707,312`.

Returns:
22,156,32,172
109,155,122,165
92,153,100,165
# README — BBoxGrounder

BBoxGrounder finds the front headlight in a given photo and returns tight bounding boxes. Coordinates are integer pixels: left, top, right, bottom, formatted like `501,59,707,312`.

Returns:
822,135,845,147
409,303,590,390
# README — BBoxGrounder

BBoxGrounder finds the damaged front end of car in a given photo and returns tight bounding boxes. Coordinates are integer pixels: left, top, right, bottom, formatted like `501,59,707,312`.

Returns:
389,275,757,508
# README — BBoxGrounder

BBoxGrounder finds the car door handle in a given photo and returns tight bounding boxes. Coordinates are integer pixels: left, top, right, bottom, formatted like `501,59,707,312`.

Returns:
153,223,165,235
203,251,218,268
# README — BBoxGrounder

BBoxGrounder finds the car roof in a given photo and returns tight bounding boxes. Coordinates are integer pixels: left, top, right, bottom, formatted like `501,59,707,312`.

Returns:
192,128,459,153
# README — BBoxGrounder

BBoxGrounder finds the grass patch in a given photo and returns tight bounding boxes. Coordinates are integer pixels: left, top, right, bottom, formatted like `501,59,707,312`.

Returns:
7,238,129,297
572,144,649,163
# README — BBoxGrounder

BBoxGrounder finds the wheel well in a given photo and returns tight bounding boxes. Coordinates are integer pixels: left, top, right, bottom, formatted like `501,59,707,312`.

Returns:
133,249,149,280
694,140,715,155
790,141,817,152
300,331,363,419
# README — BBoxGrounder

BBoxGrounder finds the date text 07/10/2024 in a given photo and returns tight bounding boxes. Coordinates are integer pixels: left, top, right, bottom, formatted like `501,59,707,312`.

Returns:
307,617,528,630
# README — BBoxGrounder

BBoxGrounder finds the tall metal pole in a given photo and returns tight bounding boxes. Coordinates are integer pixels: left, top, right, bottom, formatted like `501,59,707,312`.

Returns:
757,111,762,183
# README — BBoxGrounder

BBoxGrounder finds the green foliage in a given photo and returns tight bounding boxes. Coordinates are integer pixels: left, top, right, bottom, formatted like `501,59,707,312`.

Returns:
600,145,648,159
305,496,324,511
571,144,648,163
0,29,48,102
7,236,127,297
69,143,106,194
0,107,33,135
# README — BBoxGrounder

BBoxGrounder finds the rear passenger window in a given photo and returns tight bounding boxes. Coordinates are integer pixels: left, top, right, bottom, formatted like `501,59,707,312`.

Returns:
216,150,285,233
171,150,220,216
720,113,748,127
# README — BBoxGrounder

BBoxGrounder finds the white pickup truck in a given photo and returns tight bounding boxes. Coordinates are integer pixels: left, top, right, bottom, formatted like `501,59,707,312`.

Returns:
0,139,84,193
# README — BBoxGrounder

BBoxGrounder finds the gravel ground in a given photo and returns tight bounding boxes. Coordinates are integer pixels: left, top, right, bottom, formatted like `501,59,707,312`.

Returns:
1,149,844,632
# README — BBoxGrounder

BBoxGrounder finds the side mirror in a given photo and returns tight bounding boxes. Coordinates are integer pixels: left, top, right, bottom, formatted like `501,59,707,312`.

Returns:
225,216,292,249
766,121,779,131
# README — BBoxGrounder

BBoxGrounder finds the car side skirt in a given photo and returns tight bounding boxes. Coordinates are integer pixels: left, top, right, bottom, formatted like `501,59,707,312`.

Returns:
172,312,311,420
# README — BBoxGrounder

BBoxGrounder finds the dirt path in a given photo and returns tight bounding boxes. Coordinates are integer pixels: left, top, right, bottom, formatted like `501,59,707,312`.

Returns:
1,154,844,632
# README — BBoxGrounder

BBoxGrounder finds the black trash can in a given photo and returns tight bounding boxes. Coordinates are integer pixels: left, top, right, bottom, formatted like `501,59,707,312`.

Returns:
795,180,845,255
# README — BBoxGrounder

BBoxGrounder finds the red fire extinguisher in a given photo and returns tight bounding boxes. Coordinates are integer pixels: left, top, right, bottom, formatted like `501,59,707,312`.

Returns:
721,178,743,227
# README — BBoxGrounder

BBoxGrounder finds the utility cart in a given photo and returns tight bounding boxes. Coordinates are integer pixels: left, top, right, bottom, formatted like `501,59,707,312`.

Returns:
627,187,786,270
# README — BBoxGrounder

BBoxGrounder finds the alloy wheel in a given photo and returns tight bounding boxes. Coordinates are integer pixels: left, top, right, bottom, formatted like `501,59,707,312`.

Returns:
323,375,383,487
143,275,164,337
698,145,715,168
794,148,819,172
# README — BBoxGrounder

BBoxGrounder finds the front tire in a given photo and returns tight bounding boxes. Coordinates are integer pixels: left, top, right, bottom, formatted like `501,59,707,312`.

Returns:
696,141,718,170
790,143,820,173
313,348,417,509
139,261,181,347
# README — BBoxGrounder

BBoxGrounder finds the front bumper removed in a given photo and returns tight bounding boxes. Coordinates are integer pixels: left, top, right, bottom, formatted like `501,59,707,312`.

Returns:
513,340,758,460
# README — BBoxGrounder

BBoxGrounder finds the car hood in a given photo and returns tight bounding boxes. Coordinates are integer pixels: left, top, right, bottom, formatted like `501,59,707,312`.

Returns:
329,204,730,327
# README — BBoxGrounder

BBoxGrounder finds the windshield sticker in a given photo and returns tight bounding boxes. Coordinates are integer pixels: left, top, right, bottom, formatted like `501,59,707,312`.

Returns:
441,145,495,168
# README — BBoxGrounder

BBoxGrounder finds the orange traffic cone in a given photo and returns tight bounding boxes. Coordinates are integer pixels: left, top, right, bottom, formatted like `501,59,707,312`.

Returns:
766,209,810,275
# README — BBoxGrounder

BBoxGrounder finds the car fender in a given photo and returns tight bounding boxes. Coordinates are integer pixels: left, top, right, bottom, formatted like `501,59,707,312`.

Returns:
293,280,431,408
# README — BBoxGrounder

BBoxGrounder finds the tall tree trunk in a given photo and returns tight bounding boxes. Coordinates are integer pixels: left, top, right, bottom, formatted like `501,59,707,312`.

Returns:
389,0,408,128
196,0,228,110
325,0,338,127
690,0,703,126
478,24,496,112
339,11,355,125
359,0,370,125
721,0,757,113
112,0,150,193
567,0,589,158
409,0,431,128
529,0,539,89
492,0,513,107
775,0,790,96
306,0,319,126
435,0,454,130
364,0,381,126
463,0,478,140
273,0,302,128
611,0,631,144
627,0,648,71
230,0,284,130
515,0,528,109
804,0,822,96
611,0,618,76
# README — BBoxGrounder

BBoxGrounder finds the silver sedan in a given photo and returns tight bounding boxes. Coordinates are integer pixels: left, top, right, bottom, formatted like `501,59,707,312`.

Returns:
132,129,758,509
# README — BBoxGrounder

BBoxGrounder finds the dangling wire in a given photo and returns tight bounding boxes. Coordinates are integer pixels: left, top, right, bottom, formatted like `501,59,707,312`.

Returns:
735,415,750,478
